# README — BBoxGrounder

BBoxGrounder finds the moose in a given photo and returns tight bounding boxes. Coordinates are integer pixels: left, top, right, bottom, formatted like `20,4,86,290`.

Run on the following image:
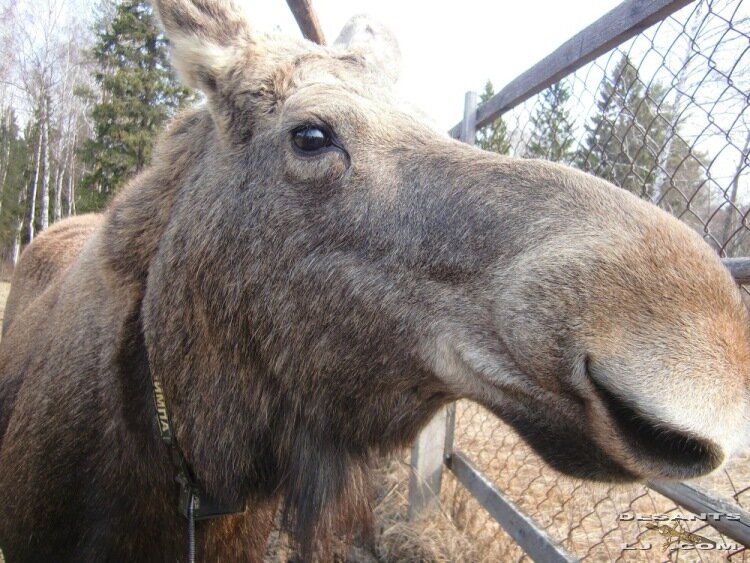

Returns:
1,0,749,560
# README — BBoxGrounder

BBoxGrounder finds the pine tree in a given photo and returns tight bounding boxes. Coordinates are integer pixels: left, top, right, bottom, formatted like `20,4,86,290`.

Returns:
525,81,576,163
577,55,667,199
80,0,194,211
475,81,510,155
579,54,712,239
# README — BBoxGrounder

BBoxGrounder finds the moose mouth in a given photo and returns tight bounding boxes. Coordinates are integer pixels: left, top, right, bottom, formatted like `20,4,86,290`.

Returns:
589,378,723,478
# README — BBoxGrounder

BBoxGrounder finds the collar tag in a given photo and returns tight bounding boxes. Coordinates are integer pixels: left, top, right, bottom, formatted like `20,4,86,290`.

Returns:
151,376,174,445
149,369,245,521
177,475,245,521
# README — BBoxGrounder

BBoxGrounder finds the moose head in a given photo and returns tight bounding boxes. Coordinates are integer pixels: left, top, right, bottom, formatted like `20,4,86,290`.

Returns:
138,0,750,542
1,0,748,560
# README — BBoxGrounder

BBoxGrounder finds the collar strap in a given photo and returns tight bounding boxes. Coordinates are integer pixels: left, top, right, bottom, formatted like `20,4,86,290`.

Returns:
149,371,245,521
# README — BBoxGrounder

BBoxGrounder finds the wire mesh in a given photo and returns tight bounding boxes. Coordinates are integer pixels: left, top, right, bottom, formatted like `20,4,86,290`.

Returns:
447,401,750,562
480,0,749,261
443,1,750,561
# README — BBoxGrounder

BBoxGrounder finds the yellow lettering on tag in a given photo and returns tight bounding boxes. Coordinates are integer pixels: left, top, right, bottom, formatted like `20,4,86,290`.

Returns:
153,379,171,434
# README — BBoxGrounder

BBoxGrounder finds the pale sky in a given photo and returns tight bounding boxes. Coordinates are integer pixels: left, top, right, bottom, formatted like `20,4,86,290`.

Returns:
243,1,623,130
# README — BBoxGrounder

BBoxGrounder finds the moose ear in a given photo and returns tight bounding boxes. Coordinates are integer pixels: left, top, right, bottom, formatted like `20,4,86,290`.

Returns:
333,15,401,85
153,0,252,92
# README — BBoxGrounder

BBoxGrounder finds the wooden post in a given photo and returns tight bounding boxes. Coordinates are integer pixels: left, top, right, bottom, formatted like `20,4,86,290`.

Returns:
286,0,326,45
460,91,478,145
408,406,448,520
408,91,478,521
444,403,456,458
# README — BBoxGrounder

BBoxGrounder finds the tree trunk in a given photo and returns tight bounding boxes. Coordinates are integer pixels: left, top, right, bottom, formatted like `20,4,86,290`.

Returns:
652,3,702,206
53,147,63,223
39,94,50,232
12,182,28,267
11,220,22,266
721,128,750,256
0,106,11,218
28,107,43,242
66,170,75,216
65,131,77,217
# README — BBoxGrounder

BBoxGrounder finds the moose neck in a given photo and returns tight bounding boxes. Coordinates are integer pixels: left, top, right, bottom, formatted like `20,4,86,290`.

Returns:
138,302,451,547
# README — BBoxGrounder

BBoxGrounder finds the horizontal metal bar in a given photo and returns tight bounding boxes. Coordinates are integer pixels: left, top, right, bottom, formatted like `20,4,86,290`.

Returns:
448,0,695,137
724,257,750,285
648,480,750,547
447,451,577,562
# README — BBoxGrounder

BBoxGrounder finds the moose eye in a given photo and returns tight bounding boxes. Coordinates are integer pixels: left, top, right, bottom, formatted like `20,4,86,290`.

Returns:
292,126,332,153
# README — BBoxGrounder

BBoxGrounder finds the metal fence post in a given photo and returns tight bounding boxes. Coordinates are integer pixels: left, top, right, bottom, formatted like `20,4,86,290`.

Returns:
407,91,478,521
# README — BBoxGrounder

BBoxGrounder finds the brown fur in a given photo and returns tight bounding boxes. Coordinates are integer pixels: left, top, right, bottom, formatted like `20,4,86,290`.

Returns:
1,2,749,561
2,214,103,335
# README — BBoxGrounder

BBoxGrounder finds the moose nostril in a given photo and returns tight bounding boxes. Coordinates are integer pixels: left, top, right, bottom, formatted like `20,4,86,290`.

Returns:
589,378,723,475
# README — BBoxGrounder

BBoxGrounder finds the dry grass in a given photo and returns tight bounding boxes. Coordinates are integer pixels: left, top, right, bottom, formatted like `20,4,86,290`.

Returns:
261,454,488,562
0,261,13,283
370,455,493,563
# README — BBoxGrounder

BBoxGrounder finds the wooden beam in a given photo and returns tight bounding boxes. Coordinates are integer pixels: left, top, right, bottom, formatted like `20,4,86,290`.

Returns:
286,0,326,45
449,0,696,137
724,257,750,285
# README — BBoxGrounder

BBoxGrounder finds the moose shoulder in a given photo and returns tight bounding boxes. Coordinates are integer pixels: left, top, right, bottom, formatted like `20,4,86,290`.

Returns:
1,0,749,560
2,213,103,335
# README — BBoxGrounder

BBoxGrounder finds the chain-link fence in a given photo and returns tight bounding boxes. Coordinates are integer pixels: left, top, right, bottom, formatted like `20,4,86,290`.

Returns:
490,0,749,261
444,402,750,562
424,1,750,561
